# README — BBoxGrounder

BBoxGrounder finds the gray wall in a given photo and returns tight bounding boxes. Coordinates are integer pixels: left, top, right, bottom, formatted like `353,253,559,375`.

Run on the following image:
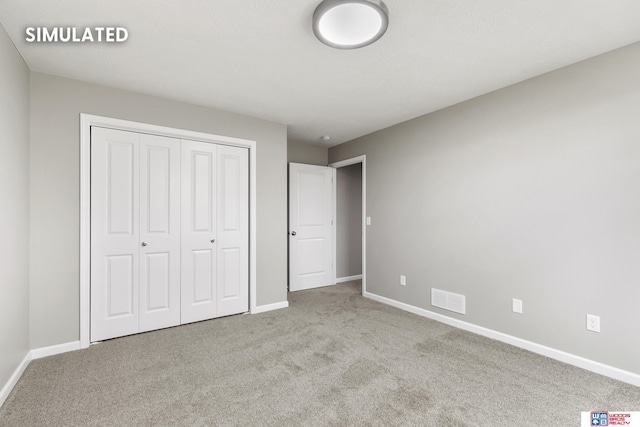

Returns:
0,25,30,389
329,42,640,374
336,164,362,279
30,72,288,349
288,140,328,166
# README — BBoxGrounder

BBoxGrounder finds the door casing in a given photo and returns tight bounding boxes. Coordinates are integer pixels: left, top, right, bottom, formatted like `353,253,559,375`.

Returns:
329,155,367,296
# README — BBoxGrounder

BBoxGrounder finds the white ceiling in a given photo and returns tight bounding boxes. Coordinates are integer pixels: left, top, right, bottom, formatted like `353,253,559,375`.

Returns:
1,1,639,146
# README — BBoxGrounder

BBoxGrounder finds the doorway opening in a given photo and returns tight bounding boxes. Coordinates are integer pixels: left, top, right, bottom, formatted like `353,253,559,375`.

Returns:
330,155,366,295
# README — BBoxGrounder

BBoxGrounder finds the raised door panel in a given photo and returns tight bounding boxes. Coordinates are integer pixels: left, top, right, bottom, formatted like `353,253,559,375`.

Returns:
297,239,326,276
217,146,249,316
139,134,181,332
192,249,215,303
298,172,325,226
91,127,140,341
181,140,218,324
106,255,135,317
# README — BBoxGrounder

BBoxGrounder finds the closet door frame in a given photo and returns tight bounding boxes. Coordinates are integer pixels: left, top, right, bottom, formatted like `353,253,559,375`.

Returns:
79,114,257,348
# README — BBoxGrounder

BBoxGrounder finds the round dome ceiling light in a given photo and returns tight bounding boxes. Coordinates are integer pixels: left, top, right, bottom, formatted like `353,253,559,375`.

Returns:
313,0,389,49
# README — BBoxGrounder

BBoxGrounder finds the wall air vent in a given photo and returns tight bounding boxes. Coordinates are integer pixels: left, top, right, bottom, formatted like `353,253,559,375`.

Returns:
431,288,466,315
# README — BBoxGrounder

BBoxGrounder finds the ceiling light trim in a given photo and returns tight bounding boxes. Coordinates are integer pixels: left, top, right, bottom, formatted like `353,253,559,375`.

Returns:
313,0,389,49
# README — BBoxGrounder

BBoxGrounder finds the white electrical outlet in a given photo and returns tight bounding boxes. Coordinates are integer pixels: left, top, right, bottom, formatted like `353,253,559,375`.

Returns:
400,275,406,286
366,217,371,226
586,314,600,332
512,298,523,314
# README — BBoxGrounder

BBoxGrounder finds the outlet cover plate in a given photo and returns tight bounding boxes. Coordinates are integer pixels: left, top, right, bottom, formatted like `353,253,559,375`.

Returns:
512,298,523,314
586,314,600,332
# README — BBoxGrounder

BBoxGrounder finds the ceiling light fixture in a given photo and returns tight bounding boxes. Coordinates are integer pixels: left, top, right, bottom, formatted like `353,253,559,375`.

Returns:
313,0,389,49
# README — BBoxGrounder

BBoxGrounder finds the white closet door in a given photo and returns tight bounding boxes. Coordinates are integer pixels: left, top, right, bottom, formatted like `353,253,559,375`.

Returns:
92,129,249,339
181,140,218,323
216,145,249,317
138,134,181,332
91,127,140,341
181,141,249,323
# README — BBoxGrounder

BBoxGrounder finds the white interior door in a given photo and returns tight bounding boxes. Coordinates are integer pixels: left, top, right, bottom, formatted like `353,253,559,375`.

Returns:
181,140,218,324
138,134,181,332
91,127,140,341
289,163,334,291
216,145,249,316
181,141,249,322
91,128,181,341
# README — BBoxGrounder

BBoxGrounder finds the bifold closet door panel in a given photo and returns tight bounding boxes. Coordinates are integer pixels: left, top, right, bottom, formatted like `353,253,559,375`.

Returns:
216,144,249,317
91,127,141,342
138,133,181,333
91,127,181,341
181,140,218,324
181,141,249,323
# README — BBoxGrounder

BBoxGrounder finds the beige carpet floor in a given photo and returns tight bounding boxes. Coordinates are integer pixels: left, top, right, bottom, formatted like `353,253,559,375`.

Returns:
1,281,639,426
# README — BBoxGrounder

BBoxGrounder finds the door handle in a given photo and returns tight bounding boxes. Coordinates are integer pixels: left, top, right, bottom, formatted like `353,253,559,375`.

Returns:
290,231,296,236
141,241,148,247
211,238,215,243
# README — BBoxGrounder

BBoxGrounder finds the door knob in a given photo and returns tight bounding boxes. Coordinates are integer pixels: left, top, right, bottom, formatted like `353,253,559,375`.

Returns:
211,238,215,243
141,241,148,247
291,231,296,236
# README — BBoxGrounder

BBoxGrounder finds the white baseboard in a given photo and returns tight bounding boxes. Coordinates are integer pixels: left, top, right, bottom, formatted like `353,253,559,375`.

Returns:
0,351,32,408
252,300,289,314
30,341,81,360
1,341,82,408
335,274,363,284
364,291,640,387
